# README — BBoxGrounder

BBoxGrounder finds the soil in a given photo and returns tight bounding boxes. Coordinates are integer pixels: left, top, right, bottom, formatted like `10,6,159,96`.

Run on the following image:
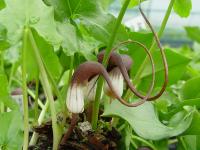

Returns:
28,119,121,150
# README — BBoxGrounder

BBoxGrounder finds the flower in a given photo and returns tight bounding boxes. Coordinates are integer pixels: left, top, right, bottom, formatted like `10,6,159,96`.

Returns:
66,84,84,113
104,67,124,97
84,75,104,101
84,76,98,101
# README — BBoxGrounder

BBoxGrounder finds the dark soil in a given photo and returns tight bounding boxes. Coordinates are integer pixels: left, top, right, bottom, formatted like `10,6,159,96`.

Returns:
28,119,121,150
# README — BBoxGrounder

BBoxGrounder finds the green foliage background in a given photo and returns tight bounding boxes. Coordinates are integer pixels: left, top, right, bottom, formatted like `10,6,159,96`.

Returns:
1,0,200,149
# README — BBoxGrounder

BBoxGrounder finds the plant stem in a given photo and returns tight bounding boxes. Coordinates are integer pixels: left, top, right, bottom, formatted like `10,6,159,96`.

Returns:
12,78,44,109
8,63,16,87
91,0,131,130
178,137,187,150
34,75,39,124
0,52,5,113
0,102,4,113
102,0,131,65
29,101,49,145
132,135,157,150
30,55,74,145
91,80,103,129
130,139,138,149
43,60,64,105
0,51,4,71
28,29,61,150
22,27,29,150
124,0,175,99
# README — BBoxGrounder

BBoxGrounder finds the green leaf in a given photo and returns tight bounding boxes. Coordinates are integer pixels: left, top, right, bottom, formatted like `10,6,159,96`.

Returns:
185,26,200,43
0,23,10,51
57,22,98,60
65,0,102,19
154,140,168,150
25,29,63,81
184,110,200,135
45,0,102,21
3,43,20,64
103,101,193,140
57,23,79,55
173,0,192,18
100,0,114,10
138,49,190,91
177,135,200,150
166,98,200,119
43,0,68,21
181,76,200,99
0,71,19,110
0,111,23,150
0,0,61,45
0,0,5,10
83,14,129,45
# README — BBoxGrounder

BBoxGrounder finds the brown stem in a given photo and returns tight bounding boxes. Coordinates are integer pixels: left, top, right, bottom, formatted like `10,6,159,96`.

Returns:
60,113,79,145
86,102,93,122
138,0,169,100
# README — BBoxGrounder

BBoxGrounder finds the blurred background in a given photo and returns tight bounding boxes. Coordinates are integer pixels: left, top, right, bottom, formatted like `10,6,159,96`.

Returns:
109,0,199,47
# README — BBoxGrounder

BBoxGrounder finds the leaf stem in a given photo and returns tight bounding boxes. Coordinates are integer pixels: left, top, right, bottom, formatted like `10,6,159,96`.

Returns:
22,27,29,150
178,137,187,150
29,101,49,145
43,59,64,102
28,29,61,150
12,78,44,109
0,51,4,71
29,55,74,145
132,135,157,150
91,0,131,129
8,63,16,87
0,51,5,113
34,75,39,124
124,0,175,99
0,102,4,113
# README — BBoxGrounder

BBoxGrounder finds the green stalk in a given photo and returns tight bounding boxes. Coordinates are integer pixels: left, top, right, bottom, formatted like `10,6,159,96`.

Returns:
28,29,61,150
132,135,157,150
130,139,138,149
12,78,44,109
29,101,49,145
0,51,4,70
91,0,131,129
34,75,39,124
178,137,187,150
102,0,131,65
0,51,5,113
124,0,175,99
0,102,4,113
43,60,64,105
8,63,16,87
30,55,74,145
22,27,29,150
